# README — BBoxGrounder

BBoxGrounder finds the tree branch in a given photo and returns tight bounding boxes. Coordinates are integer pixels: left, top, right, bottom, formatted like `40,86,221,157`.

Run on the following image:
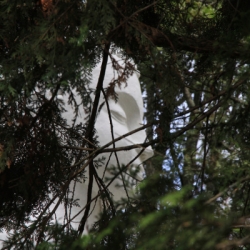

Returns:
78,42,111,235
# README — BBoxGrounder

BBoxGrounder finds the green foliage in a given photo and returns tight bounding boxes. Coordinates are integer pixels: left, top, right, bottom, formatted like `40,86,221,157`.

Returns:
2,0,250,249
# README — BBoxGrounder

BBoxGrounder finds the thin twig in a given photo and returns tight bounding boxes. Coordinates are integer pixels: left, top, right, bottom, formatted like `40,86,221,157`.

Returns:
101,87,130,201
205,176,250,205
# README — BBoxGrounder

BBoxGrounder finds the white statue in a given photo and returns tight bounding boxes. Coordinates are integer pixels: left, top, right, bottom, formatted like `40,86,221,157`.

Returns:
0,54,153,246
55,54,153,233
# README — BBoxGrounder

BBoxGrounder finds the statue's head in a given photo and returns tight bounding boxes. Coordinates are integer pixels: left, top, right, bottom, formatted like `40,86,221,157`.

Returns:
57,54,153,232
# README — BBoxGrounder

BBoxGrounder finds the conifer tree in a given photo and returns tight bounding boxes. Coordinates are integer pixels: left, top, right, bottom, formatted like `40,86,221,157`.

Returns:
2,0,250,249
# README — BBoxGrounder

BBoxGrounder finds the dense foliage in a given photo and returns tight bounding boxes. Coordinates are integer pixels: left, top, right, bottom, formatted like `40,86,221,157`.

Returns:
1,0,250,249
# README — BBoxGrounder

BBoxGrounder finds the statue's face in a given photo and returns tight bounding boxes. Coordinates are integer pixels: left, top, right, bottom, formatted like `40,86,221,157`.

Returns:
92,58,153,197
56,56,153,231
